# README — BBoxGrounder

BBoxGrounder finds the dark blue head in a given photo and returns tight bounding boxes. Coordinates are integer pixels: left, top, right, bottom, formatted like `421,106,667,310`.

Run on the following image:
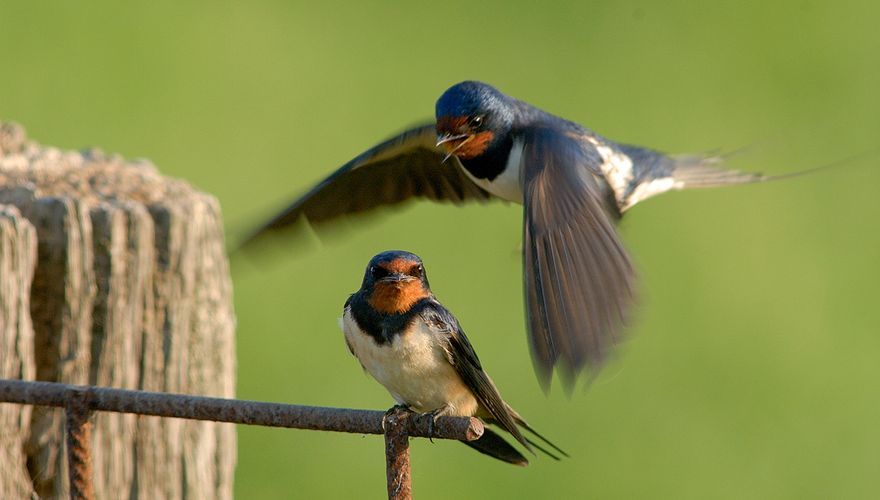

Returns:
361,251,431,314
435,81,514,161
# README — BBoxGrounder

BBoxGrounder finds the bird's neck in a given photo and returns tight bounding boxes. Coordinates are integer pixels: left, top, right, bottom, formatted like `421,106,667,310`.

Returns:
458,133,513,181
349,293,428,345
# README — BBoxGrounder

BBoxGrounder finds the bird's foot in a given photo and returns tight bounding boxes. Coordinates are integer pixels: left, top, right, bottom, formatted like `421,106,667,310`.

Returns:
382,404,412,431
423,405,451,443
385,404,410,416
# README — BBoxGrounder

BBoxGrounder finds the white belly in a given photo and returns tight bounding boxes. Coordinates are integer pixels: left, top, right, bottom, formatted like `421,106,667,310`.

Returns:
460,139,524,203
340,309,478,416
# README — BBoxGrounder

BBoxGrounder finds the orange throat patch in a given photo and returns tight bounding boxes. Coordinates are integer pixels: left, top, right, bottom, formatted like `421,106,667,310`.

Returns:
368,281,430,314
443,131,494,160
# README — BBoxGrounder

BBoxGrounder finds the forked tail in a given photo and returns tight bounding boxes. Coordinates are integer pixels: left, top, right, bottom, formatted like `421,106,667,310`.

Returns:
617,145,870,212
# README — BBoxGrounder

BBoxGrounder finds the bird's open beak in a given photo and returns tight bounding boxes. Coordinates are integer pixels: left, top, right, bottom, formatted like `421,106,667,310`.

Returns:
436,133,474,163
436,133,470,147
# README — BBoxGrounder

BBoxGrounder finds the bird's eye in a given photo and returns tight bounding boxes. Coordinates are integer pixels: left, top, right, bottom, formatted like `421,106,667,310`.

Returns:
469,115,484,128
371,266,390,280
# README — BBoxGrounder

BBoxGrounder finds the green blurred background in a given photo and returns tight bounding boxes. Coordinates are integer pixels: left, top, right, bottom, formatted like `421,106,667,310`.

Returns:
2,1,879,498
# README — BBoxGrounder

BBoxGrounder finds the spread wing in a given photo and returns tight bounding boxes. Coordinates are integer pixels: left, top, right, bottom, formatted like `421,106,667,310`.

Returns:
521,127,638,387
237,124,492,248
420,302,531,451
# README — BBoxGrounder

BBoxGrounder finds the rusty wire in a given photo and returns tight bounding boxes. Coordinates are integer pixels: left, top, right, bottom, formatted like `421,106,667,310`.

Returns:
0,378,484,500
384,407,414,500
0,379,483,439
64,388,94,500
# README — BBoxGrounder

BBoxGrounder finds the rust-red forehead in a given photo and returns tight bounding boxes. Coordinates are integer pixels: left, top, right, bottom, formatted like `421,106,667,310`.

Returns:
379,258,420,273
436,116,468,132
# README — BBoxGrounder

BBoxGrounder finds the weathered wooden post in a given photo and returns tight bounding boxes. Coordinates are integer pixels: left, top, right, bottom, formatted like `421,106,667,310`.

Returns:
0,122,236,499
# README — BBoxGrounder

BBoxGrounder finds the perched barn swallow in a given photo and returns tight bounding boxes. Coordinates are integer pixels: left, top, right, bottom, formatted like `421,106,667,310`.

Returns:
241,80,796,387
341,250,566,465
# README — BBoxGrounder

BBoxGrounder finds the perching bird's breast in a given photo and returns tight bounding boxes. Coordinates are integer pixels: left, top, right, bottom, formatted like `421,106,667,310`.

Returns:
460,139,524,204
341,308,478,416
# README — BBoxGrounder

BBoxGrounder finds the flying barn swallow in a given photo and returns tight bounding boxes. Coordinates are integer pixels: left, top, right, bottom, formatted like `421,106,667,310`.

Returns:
240,80,794,387
341,250,566,465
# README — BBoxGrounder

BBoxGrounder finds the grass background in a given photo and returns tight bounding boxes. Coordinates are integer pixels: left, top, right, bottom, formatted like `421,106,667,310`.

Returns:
2,1,879,498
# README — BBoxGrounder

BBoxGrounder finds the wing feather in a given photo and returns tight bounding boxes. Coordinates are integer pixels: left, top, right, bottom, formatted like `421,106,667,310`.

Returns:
237,124,492,248
420,303,531,451
521,128,638,387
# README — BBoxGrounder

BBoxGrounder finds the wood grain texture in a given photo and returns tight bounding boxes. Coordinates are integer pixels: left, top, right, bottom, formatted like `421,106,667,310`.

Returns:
0,203,38,499
0,122,236,499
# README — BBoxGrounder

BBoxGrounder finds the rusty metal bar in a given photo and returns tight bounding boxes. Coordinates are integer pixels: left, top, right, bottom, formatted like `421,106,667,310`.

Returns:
0,378,484,440
1,378,485,499
384,407,413,500
64,388,94,500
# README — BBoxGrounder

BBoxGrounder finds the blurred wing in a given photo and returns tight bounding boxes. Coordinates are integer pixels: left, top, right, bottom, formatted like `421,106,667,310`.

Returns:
237,124,492,248
420,303,531,451
522,128,637,387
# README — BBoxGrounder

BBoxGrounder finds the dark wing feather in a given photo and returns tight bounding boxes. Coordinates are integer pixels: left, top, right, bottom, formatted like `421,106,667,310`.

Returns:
237,124,492,248
420,302,531,452
522,128,637,388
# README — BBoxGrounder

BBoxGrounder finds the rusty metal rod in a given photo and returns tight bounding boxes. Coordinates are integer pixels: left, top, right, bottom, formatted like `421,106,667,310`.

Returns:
0,379,483,441
384,407,413,500
64,388,94,500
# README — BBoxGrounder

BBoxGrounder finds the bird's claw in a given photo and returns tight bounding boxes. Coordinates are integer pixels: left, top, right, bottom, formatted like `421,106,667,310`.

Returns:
427,414,436,443
385,404,409,416
382,404,412,431
424,407,447,443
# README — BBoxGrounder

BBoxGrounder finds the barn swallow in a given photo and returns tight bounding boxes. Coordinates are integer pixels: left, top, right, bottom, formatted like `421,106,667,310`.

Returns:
240,80,802,387
341,250,566,465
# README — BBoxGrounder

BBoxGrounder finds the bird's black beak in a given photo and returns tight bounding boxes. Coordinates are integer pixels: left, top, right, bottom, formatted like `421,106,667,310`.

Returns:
436,133,470,147
380,272,413,284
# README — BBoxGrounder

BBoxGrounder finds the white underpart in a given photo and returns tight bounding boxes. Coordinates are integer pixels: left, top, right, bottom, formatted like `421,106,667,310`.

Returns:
340,308,478,416
585,135,634,208
621,177,686,211
460,138,525,203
